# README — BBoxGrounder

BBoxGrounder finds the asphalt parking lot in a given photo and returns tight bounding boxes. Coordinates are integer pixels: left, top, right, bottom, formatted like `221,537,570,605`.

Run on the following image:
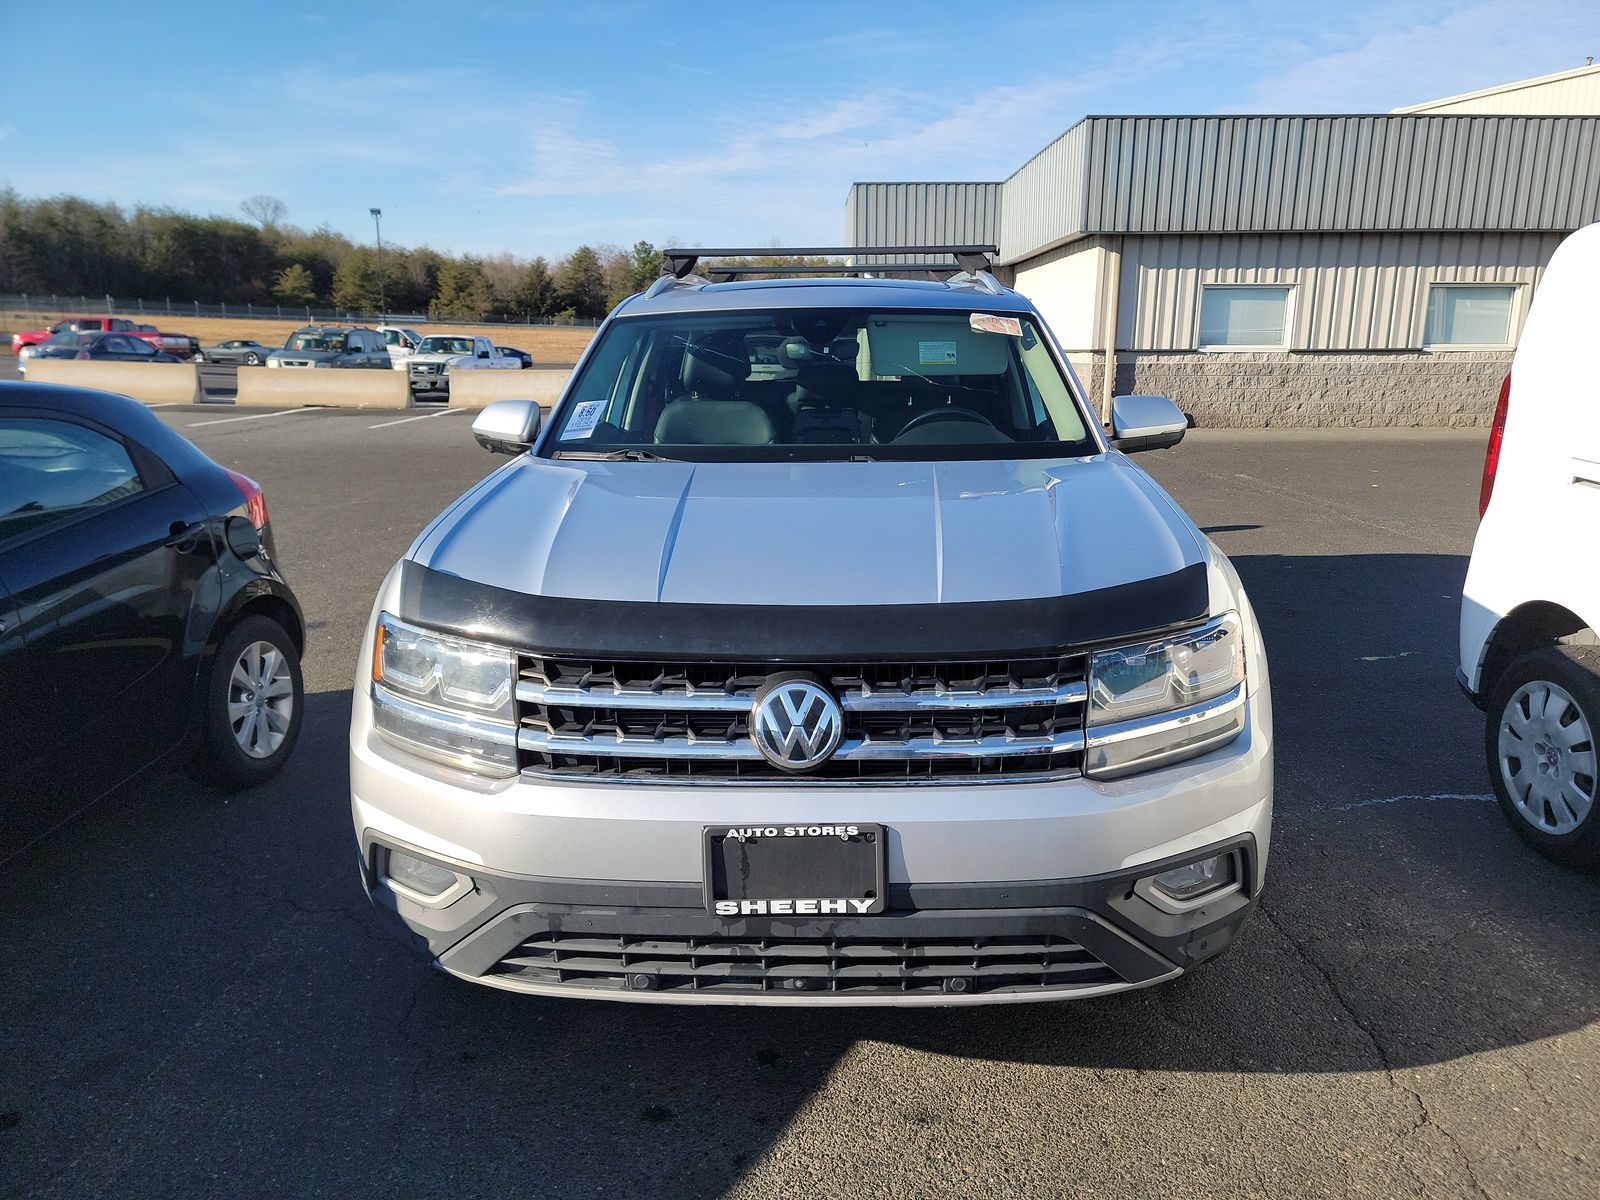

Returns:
3,411,1597,1200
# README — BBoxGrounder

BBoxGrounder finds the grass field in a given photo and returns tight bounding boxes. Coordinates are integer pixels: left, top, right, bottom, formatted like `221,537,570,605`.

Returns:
0,311,596,363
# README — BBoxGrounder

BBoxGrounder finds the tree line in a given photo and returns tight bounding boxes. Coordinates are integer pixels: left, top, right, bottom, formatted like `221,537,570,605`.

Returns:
0,190,668,322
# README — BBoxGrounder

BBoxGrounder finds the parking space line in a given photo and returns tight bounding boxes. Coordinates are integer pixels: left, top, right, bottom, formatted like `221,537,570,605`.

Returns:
368,407,472,429
188,408,319,428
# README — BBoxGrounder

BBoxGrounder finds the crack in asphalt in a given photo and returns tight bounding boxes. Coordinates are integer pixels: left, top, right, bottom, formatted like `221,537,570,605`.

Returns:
1255,903,1492,1200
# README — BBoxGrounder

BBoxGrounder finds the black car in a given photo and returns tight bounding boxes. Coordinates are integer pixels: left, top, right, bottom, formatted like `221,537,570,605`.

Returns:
0,382,305,860
195,339,272,366
495,345,534,369
21,331,181,371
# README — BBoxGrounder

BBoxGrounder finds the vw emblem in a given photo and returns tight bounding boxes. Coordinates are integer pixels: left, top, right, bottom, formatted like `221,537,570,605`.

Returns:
750,676,844,771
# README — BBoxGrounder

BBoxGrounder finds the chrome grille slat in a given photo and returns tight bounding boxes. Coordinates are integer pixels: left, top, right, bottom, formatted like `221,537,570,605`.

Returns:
514,678,1087,712
516,653,1088,782
518,728,1084,761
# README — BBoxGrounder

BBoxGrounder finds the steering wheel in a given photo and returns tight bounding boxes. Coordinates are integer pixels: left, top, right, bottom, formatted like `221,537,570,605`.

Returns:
894,406,998,439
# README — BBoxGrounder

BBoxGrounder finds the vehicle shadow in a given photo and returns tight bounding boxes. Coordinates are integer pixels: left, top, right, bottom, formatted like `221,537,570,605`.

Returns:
3,554,1598,1199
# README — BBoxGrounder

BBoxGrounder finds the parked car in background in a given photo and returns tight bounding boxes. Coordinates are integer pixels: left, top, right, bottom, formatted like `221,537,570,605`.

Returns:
17,331,181,375
1460,221,1600,868
352,253,1272,1005
266,325,391,369
0,381,305,862
195,339,273,366
495,345,534,369
11,317,199,359
406,335,521,394
379,326,423,369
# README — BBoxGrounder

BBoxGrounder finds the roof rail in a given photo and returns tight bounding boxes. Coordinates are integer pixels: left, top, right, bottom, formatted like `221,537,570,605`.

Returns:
661,245,998,280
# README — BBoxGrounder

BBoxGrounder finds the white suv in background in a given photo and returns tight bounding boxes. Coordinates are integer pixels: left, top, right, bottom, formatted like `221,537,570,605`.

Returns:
1460,222,1600,867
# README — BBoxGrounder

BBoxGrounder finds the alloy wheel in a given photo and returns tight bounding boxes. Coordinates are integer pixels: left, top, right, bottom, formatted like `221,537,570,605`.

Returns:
228,640,295,759
1498,679,1597,834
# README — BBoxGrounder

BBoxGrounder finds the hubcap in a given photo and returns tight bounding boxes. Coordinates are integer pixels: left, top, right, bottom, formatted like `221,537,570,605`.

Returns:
227,640,294,759
1498,680,1597,835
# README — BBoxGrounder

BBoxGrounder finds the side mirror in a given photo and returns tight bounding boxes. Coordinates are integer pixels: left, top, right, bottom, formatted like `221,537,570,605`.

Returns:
1110,394,1188,454
471,399,542,456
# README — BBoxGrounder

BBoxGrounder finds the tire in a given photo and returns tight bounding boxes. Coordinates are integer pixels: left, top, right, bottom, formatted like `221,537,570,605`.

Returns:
188,615,305,790
245,352,261,366
1484,644,1600,867
194,352,205,362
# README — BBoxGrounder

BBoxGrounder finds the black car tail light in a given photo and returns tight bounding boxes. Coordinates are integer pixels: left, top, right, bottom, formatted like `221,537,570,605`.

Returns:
225,468,269,529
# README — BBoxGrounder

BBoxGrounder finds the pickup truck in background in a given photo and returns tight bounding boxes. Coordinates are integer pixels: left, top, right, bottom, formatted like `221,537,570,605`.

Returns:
11,316,200,359
406,334,520,394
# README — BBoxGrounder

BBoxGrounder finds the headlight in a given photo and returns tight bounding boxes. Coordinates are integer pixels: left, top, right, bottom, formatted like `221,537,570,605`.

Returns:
1085,613,1246,778
370,613,517,776
266,357,282,368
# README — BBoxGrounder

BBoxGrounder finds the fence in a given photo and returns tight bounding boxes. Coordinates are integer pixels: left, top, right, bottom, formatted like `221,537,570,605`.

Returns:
0,293,602,330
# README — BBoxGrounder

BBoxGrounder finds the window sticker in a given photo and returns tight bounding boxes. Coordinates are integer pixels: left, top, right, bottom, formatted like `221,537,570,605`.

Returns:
970,313,1023,336
563,400,607,439
918,340,958,366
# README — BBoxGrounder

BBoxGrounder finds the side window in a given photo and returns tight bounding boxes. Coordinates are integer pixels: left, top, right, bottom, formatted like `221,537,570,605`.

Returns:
128,338,157,356
0,419,147,541
100,335,131,353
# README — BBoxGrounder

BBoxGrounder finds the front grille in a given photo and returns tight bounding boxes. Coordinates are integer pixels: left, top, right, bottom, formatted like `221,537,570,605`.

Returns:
489,929,1116,996
410,362,442,376
515,654,1087,782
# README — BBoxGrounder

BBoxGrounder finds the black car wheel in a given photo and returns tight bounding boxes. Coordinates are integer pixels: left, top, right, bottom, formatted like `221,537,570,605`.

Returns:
188,615,304,790
245,352,261,366
1485,645,1600,868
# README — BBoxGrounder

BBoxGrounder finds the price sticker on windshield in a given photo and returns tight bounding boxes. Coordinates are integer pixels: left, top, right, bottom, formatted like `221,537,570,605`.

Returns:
970,313,1023,336
564,400,606,439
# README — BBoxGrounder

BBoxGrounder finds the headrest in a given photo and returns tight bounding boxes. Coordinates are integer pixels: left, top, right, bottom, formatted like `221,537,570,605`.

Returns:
682,332,747,395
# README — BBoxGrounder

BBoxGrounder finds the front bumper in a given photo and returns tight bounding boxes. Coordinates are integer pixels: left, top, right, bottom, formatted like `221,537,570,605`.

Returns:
351,688,1272,1006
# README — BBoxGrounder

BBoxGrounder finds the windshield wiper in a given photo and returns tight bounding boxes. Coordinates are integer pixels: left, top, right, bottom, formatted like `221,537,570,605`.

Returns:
556,447,682,462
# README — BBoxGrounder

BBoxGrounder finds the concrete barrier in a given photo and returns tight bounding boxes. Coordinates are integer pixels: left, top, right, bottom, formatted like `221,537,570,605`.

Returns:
24,359,203,404
445,369,572,407
235,368,412,409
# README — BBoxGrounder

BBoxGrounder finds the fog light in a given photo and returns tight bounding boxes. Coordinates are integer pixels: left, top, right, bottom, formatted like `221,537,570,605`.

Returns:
1150,853,1234,902
383,849,471,905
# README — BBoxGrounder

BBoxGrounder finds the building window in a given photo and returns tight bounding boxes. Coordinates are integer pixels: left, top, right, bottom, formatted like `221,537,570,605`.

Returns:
1424,284,1517,348
1197,286,1291,350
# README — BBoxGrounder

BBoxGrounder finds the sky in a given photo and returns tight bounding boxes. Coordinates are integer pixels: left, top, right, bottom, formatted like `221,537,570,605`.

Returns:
1,0,1596,259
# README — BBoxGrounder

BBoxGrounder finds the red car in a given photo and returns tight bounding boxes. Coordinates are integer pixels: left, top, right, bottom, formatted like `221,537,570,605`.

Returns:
11,317,200,359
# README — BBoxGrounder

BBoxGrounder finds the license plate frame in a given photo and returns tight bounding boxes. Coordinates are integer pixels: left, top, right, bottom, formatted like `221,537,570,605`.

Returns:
702,823,886,918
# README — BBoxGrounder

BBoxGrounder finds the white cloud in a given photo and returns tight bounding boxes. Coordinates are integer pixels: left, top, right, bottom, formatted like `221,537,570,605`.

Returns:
1226,1,1600,112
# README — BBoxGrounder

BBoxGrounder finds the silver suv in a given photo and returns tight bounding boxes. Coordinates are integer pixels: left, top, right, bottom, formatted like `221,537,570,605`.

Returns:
350,248,1274,1006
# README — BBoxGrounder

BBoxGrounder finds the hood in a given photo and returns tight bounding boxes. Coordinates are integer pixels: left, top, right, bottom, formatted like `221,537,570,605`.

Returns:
271,349,339,363
411,455,1205,606
409,352,465,365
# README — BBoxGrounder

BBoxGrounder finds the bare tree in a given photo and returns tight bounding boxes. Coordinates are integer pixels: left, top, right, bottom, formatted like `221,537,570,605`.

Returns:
240,194,288,230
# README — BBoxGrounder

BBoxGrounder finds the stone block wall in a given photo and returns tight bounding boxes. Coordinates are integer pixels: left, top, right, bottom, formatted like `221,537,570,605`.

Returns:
1090,351,1511,428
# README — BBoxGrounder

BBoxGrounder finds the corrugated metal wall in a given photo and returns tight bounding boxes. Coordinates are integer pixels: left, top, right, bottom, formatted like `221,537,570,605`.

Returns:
849,115,1600,265
1075,116,1600,242
1114,231,1564,350
845,182,1002,264
997,124,1089,263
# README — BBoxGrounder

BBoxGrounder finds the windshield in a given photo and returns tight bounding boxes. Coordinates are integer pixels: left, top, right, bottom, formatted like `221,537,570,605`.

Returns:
286,331,342,352
418,336,474,355
541,308,1096,462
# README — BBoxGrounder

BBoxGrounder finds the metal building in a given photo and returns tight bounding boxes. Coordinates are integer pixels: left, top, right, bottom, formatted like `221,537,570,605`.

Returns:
846,66,1600,426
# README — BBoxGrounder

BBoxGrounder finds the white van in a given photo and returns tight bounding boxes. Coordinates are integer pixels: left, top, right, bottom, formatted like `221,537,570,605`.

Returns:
1460,221,1600,866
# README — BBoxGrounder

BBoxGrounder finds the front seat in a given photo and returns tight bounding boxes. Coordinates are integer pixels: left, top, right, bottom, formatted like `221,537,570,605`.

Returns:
653,334,776,445
654,399,775,445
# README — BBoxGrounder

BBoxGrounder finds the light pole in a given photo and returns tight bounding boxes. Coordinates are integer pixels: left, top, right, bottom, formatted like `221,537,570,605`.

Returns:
369,207,385,320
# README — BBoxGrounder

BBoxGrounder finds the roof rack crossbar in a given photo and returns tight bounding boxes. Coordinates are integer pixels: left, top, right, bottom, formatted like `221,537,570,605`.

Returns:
662,245,998,279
